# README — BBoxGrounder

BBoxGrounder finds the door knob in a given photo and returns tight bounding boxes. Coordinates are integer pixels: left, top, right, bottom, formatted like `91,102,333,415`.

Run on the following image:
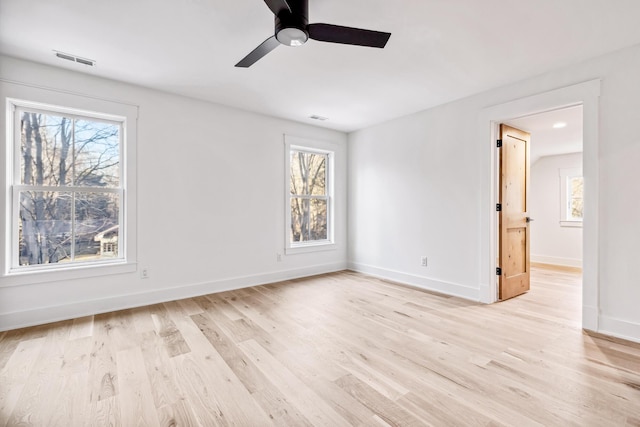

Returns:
526,217,534,223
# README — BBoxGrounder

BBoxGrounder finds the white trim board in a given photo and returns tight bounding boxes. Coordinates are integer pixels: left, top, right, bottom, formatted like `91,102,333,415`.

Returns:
348,261,480,302
598,316,640,344
0,262,347,332
478,80,601,334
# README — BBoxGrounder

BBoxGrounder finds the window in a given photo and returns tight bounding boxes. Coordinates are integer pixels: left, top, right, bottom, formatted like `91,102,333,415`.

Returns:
3,92,137,282
285,136,334,253
560,168,583,227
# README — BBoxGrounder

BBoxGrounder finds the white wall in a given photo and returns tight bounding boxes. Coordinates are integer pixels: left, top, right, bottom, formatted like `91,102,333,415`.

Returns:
348,43,640,342
0,56,348,330
530,153,583,267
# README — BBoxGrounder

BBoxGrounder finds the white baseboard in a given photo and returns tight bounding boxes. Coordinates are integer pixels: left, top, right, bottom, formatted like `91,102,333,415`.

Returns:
598,315,640,344
347,261,480,301
531,254,582,268
0,262,347,332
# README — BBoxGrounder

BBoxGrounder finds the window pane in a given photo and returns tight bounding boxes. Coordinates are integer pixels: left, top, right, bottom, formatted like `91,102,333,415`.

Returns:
569,176,584,219
290,197,327,242
571,198,583,219
20,112,73,186
19,191,72,265
309,198,328,240
75,192,120,261
290,151,304,195
290,197,306,242
570,177,583,199
74,120,120,187
290,151,326,196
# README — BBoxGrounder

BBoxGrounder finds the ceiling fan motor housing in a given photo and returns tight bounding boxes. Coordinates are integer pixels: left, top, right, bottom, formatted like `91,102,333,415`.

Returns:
275,0,309,46
235,0,390,67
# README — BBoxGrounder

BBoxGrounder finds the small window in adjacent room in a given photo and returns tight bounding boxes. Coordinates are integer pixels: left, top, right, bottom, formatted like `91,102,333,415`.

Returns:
285,135,335,254
3,93,137,283
560,168,583,227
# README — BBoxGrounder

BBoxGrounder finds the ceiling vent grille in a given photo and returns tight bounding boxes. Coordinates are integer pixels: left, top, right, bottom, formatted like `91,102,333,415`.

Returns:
54,51,95,67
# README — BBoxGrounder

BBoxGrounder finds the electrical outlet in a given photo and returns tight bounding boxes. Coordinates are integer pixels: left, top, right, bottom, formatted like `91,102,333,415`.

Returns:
140,267,149,279
276,253,282,262
421,256,428,267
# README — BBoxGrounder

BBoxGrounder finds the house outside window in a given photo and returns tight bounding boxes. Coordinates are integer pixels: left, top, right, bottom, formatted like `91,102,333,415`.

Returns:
2,90,137,284
284,135,335,254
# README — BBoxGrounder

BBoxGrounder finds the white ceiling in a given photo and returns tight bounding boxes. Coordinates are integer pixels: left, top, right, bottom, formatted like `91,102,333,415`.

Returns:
506,105,583,164
2,0,640,132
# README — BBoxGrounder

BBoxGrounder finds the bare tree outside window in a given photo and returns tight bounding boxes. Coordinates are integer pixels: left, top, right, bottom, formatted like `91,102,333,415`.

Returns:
289,150,328,242
17,110,121,267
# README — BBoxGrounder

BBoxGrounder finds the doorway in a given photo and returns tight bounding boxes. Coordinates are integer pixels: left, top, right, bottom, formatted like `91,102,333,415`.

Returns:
498,106,584,302
478,79,601,331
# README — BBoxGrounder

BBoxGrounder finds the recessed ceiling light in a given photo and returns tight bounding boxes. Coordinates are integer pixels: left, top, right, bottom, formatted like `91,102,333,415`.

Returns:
309,115,328,121
553,122,567,129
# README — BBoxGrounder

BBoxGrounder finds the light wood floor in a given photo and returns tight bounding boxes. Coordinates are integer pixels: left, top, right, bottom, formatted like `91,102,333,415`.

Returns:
1,267,640,426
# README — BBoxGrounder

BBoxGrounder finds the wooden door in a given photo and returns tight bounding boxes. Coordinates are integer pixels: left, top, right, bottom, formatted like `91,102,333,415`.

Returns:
499,124,531,300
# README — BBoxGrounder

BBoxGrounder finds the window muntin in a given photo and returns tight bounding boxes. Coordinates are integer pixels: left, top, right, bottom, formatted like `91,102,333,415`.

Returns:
11,106,124,269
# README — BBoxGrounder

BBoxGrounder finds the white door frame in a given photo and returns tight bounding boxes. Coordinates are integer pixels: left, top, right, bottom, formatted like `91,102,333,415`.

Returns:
478,80,601,331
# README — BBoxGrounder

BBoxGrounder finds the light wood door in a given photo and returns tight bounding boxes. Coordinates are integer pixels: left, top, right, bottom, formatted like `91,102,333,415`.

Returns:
499,124,531,300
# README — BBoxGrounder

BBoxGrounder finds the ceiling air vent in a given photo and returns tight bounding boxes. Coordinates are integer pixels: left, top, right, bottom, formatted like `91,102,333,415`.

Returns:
54,50,95,67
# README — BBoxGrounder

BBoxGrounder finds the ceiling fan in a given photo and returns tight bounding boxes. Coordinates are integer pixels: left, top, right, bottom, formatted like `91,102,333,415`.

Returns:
236,0,391,67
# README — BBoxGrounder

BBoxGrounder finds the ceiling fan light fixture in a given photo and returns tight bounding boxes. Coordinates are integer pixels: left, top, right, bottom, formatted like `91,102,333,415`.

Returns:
277,27,308,46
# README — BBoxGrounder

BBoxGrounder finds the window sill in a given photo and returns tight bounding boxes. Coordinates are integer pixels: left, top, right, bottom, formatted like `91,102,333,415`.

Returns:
0,261,137,288
285,242,336,255
560,221,583,228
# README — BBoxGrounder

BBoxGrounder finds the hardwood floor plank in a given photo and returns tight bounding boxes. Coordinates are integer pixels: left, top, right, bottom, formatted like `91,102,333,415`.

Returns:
116,346,160,426
48,372,89,427
90,396,121,427
157,400,201,427
149,304,191,358
238,339,351,426
334,374,422,426
190,312,313,426
129,306,156,334
7,321,72,426
138,331,182,410
163,305,274,426
68,315,94,341
0,383,24,427
88,314,119,403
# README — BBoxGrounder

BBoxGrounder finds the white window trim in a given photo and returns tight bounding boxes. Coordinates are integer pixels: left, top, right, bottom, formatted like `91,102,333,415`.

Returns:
559,167,583,228
284,135,335,255
1,83,138,287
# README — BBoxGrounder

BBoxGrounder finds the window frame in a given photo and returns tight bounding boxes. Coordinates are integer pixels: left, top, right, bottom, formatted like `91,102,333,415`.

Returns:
559,167,583,228
284,135,335,254
2,86,137,287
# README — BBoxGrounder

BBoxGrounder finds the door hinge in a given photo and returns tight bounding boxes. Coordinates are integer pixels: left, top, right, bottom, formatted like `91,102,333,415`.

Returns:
496,139,502,148
496,267,502,276
496,203,502,211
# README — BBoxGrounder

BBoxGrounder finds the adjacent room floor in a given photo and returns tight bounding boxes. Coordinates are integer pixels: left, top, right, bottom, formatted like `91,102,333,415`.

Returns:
1,266,639,426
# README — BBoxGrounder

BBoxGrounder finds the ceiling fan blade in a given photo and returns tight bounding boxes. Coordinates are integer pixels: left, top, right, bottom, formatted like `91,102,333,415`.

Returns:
308,23,391,48
263,0,291,16
235,36,280,68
